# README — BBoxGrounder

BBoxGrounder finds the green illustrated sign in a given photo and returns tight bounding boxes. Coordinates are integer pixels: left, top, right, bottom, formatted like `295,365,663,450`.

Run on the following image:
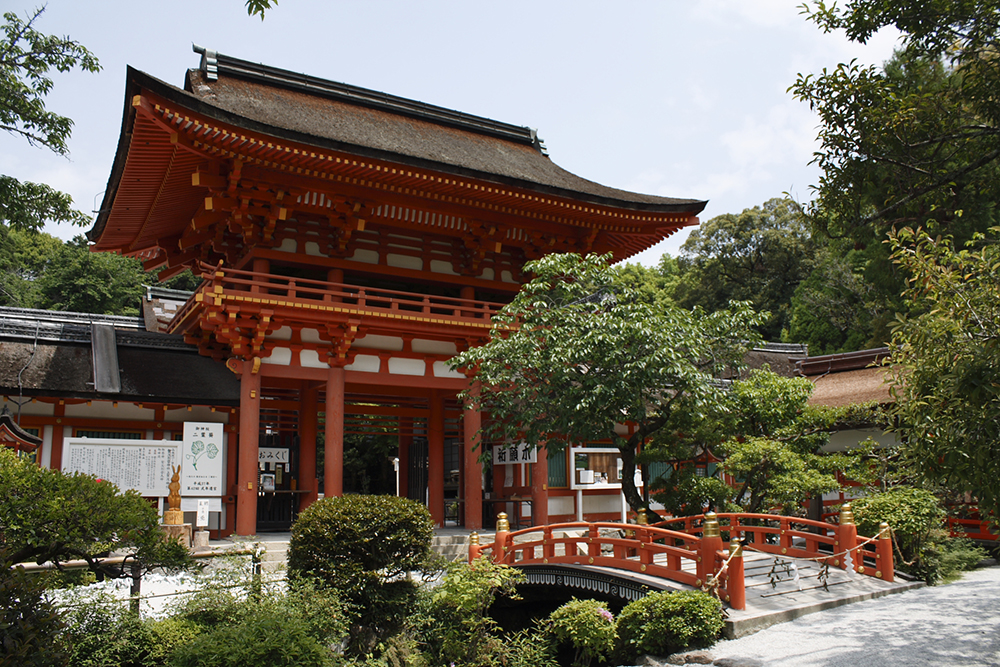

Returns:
187,439,220,470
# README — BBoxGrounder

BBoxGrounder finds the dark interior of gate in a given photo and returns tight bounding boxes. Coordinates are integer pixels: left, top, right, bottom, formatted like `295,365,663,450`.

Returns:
253,385,472,531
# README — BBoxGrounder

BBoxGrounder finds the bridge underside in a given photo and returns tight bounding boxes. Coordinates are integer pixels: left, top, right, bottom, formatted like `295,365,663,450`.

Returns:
514,563,689,607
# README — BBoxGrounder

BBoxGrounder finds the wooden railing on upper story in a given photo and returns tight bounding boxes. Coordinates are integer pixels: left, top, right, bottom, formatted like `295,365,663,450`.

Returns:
169,262,507,334
470,505,894,611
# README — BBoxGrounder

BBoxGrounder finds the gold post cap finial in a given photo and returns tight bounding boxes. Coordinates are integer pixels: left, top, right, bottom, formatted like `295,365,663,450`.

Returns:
729,536,743,557
497,512,510,532
470,531,479,545
637,509,648,525
840,503,855,526
703,511,721,538
879,521,890,538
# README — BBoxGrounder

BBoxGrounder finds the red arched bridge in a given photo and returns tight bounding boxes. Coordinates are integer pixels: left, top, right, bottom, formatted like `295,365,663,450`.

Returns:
469,505,894,610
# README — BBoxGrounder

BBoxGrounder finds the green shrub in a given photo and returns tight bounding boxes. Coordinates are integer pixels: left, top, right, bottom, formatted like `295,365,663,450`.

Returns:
289,495,434,585
851,487,985,583
546,598,616,667
288,495,435,657
146,617,202,666
62,592,157,667
421,559,525,667
938,537,988,582
0,564,68,667
615,590,723,661
169,608,335,667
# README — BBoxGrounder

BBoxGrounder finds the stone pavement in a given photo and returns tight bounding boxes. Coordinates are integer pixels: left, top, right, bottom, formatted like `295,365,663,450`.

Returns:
708,564,1000,667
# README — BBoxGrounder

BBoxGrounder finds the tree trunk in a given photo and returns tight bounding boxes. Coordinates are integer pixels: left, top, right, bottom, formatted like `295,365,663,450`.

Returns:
618,442,664,522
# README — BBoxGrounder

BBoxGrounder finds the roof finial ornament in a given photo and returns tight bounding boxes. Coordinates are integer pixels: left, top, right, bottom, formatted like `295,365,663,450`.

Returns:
192,44,218,81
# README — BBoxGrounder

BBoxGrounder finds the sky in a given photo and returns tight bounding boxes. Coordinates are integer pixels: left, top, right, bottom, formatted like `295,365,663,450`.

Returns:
1,0,900,267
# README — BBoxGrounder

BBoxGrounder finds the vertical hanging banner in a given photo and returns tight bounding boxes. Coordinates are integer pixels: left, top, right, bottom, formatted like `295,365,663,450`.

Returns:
181,422,224,496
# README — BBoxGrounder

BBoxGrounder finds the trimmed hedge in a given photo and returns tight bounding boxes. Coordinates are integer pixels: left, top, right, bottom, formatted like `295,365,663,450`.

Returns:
615,590,723,661
287,494,434,586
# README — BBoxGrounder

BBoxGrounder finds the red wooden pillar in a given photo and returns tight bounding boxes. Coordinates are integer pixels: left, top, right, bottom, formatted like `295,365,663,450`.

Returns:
428,392,445,526
236,362,262,536
463,381,483,530
324,365,345,497
397,417,412,498
49,402,65,470
531,445,549,527
298,383,319,511
223,422,238,537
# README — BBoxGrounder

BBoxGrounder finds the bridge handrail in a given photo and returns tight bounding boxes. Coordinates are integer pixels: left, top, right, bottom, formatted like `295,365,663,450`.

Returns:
656,510,893,581
473,520,732,600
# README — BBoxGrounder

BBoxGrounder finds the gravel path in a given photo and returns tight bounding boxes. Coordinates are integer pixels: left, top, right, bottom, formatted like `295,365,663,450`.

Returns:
709,566,1000,667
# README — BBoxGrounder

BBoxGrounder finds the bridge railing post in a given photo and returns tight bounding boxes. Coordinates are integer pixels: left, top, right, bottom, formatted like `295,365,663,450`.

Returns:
469,531,481,563
698,512,723,586
837,503,858,572
543,526,555,560
877,521,894,582
493,512,510,564
727,536,745,611
588,523,600,561
779,516,793,553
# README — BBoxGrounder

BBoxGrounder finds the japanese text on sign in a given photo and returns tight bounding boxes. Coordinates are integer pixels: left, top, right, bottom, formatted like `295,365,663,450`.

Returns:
492,442,537,465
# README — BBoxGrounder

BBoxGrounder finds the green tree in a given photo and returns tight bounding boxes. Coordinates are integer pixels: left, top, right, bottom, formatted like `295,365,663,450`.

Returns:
0,7,99,231
675,198,816,341
886,226,1000,524
0,227,61,307
35,235,146,315
794,3,1000,242
0,448,190,579
786,244,882,354
450,253,764,518
646,367,859,516
790,5,1000,354
720,368,850,513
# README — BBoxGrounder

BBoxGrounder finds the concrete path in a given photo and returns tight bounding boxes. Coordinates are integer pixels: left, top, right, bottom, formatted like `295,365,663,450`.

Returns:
710,565,1000,666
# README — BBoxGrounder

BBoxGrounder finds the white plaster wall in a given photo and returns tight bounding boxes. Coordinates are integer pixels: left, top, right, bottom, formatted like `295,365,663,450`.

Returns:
823,428,898,453
354,334,404,351
548,496,574,516
583,493,622,515
0,397,54,416
65,402,155,420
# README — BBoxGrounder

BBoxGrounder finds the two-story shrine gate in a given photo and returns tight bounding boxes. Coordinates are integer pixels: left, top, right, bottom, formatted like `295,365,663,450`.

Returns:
89,48,705,534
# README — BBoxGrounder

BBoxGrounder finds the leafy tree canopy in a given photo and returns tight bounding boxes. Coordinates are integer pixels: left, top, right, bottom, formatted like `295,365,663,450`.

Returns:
794,2,1000,243
0,448,190,578
35,235,146,315
676,198,815,340
887,226,1000,522
646,367,868,516
450,252,765,517
0,6,99,231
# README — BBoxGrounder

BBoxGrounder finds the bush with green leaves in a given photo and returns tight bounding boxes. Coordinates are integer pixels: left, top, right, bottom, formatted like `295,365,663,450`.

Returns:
62,591,158,667
851,487,985,583
421,558,526,666
546,598,617,667
288,494,435,656
615,590,723,661
0,448,190,580
170,607,336,667
0,563,68,667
